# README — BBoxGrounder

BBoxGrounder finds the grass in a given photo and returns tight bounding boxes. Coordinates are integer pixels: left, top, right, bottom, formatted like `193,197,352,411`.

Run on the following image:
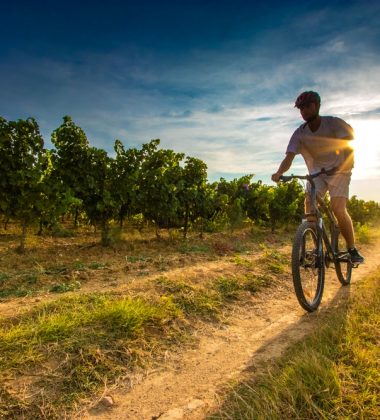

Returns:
209,268,380,419
0,264,275,416
49,280,82,293
155,276,222,318
356,222,371,244
0,260,110,299
0,223,374,417
0,293,182,417
257,245,290,275
155,271,274,319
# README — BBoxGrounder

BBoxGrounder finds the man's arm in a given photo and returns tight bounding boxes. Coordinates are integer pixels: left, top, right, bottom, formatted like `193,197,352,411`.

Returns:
271,152,295,182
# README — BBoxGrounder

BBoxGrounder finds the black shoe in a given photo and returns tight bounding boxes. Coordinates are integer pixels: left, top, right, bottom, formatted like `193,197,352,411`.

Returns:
348,247,364,264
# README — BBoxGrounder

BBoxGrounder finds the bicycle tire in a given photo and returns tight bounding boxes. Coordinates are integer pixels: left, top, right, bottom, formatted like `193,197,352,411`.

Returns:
292,221,325,312
334,230,352,286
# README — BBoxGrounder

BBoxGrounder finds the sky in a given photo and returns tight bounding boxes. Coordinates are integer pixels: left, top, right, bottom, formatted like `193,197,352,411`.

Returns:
1,0,380,201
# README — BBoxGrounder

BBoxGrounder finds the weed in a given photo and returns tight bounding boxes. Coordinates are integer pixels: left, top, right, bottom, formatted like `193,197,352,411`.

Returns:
73,261,86,271
22,273,38,285
258,245,289,274
232,242,250,253
155,276,221,318
178,242,211,254
44,265,70,275
214,277,241,299
50,281,81,293
88,261,108,269
125,255,150,263
232,256,253,267
0,287,33,299
356,223,371,244
0,273,9,285
244,274,272,293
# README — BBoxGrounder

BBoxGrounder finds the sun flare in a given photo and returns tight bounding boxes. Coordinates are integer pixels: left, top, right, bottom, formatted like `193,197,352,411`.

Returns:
350,119,380,180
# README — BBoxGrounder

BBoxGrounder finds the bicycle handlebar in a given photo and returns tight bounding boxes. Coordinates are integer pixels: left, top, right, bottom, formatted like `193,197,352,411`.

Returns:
279,167,338,183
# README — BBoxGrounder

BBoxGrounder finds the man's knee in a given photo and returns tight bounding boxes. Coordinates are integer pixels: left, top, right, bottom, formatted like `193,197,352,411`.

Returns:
331,197,349,219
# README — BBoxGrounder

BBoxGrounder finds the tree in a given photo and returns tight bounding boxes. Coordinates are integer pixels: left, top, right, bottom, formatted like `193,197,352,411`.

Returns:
51,116,90,227
137,140,184,236
52,116,118,245
35,149,77,235
348,195,380,225
80,147,117,246
244,180,272,225
216,175,253,230
112,140,141,228
268,179,304,231
178,156,208,238
0,117,45,251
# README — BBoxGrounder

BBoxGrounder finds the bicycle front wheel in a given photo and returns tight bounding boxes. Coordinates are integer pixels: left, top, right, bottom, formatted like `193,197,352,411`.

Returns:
292,221,325,312
334,230,352,286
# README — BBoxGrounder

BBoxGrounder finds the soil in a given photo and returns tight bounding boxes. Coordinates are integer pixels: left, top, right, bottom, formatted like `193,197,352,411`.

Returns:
77,240,379,420
1,228,378,420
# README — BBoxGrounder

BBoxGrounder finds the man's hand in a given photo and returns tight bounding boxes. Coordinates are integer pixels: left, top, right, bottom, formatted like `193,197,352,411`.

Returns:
271,173,282,183
271,153,295,183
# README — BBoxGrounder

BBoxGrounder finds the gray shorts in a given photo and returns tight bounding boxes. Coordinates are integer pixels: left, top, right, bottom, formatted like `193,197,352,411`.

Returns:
307,172,351,199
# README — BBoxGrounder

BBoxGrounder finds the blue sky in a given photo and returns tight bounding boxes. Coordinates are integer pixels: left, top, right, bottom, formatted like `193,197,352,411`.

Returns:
1,0,380,200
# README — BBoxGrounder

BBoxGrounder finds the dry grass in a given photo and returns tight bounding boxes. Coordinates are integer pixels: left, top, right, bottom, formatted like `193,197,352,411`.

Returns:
0,222,292,417
209,267,380,420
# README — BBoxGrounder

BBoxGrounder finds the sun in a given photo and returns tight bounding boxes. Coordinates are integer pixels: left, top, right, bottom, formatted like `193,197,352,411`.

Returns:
349,119,380,180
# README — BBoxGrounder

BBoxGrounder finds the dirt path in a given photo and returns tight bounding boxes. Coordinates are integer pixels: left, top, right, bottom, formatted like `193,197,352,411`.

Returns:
77,240,380,420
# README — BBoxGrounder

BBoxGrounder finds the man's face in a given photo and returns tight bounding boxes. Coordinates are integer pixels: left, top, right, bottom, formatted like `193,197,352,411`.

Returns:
299,102,319,122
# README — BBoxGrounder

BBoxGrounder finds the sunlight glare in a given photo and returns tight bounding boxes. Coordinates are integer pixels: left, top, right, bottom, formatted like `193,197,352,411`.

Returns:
350,119,380,180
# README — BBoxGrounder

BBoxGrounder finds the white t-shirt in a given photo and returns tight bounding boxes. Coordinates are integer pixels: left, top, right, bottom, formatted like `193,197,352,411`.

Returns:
286,116,354,174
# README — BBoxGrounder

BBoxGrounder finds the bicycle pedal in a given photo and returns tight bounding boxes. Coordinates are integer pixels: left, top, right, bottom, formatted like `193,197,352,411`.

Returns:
352,263,359,269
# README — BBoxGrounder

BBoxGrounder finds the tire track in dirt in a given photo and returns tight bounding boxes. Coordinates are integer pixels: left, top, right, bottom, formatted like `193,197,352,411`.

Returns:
78,239,380,420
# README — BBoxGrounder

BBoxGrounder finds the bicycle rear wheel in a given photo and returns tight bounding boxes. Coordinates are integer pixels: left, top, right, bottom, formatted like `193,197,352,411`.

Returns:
292,221,325,312
334,230,352,286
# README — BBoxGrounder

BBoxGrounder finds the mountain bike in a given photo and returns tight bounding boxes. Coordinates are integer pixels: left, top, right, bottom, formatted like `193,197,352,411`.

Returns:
280,169,356,312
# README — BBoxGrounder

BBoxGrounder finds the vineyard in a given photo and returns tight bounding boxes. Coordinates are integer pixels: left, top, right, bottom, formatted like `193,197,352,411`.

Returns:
1,115,380,418
1,115,380,253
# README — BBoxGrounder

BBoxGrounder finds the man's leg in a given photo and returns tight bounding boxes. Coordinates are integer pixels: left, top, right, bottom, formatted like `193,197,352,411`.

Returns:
304,178,327,221
330,197,355,249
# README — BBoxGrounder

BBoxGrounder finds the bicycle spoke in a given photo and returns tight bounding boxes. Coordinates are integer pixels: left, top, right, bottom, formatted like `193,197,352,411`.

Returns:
292,222,324,312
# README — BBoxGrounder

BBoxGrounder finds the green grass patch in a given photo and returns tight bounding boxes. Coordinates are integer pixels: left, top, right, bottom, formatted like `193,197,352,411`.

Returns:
88,261,108,269
214,274,272,299
0,293,182,416
155,272,273,321
244,274,272,293
210,268,380,419
49,281,81,293
258,245,289,274
155,276,221,317
214,277,242,300
0,273,9,285
0,287,33,299
125,255,151,263
177,242,211,254
231,256,253,267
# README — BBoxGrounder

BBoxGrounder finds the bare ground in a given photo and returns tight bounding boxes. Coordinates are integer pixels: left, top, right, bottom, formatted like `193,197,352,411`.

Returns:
76,240,380,420
0,228,378,420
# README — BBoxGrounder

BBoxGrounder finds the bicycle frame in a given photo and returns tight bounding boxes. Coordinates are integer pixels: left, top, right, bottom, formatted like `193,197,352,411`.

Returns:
280,168,353,311
281,169,352,266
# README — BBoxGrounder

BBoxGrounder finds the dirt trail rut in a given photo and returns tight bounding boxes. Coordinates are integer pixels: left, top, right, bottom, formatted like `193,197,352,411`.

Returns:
79,241,380,420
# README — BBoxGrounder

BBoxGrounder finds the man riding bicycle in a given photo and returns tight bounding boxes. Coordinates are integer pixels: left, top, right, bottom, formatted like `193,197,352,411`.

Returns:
271,91,364,264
